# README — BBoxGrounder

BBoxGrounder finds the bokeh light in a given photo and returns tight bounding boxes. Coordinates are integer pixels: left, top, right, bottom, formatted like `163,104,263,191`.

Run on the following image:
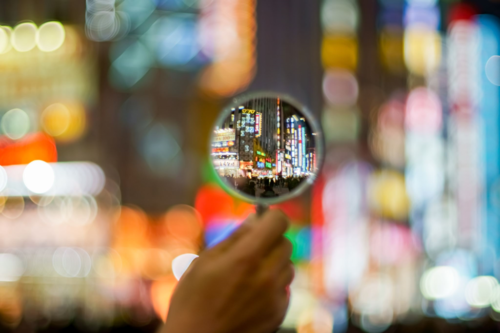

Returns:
150,276,177,322
11,22,37,52
404,28,441,76
198,0,256,96
368,170,410,221
109,39,154,90
164,205,203,242
405,87,442,133
0,253,24,282
420,266,460,300
23,160,55,194
41,103,71,137
321,0,359,34
464,276,497,308
485,55,500,86
0,134,55,168
172,253,198,280
36,21,65,52
139,123,182,177
322,70,359,107
0,166,7,193
1,108,30,140
147,15,200,68
0,27,11,54
1,196,25,220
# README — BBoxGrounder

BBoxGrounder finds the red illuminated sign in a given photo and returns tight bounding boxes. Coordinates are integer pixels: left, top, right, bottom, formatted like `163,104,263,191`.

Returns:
212,147,229,153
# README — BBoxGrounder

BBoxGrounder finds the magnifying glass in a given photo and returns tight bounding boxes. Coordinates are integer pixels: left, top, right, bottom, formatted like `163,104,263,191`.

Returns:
173,92,324,281
209,92,324,215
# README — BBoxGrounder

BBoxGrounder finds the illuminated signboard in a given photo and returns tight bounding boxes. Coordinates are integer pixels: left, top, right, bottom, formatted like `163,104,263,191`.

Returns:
257,151,266,156
272,163,276,167
242,109,256,114
302,127,306,169
213,130,236,142
240,161,253,169
298,125,302,167
212,147,229,153
255,113,262,137
266,162,272,169
212,141,235,148
213,160,239,168
257,161,265,168
285,154,291,159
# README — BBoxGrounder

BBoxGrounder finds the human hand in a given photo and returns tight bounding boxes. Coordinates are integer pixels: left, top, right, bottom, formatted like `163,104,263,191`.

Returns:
162,209,293,333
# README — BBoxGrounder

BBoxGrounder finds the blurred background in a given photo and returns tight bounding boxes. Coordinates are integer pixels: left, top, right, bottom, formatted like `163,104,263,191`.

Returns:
1,0,500,332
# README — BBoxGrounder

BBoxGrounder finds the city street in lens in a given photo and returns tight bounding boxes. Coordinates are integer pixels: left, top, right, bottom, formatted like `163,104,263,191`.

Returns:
211,97,318,198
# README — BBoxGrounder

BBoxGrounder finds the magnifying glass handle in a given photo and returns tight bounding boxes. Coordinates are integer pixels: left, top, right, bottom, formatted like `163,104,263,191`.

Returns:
256,204,268,217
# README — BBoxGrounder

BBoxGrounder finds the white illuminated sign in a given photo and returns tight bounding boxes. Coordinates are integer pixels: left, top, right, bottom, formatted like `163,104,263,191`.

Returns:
213,130,236,142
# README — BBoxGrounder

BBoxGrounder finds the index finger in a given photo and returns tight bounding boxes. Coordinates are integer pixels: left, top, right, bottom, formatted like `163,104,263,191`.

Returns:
230,209,289,260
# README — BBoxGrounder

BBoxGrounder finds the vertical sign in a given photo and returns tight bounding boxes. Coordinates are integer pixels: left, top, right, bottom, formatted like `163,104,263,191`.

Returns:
298,125,302,167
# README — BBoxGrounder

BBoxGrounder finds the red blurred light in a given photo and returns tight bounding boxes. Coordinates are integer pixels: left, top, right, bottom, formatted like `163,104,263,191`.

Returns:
195,184,235,225
0,133,57,166
448,3,477,24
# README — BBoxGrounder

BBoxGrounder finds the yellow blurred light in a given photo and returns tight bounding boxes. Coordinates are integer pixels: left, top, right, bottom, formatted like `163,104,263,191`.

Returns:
296,306,334,333
37,21,65,52
404,27,442,76
368,170,410,220
42,102,86,143
11,22,37,52
0,27,11,54
0,196,5,214
420,266,459,300
380,28,405,75
282,288,317,328
41,103,71,137
1,196,24,219
1,108,30,140
321,34,358,70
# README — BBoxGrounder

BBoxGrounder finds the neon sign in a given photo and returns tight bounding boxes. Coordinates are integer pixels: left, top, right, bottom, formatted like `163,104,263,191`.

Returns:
255,113,261,137
212,147,229,153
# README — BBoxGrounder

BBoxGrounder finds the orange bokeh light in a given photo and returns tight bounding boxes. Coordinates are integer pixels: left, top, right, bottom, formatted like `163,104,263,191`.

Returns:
150,276,178,322
164,205,203,242
0,133,57,166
